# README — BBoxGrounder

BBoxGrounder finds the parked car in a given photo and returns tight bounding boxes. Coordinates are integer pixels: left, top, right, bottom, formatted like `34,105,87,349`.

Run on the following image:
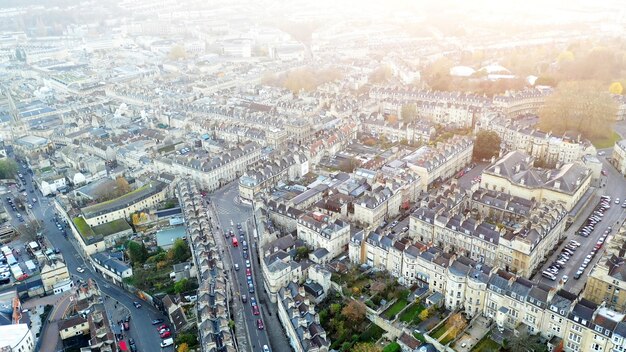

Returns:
160,331,171,339
151,319,164,325
252,305,260,315
157,324,168,331
257,319,264,330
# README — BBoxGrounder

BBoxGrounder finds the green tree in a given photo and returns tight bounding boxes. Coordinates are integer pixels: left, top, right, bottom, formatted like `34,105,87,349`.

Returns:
473,130,502,161
295,246,311,261
382,342,401,352
168,238,191,263
401,104,418,122
174,278,189,294
0,159,18,179
176,332,199,348
330,303,342,315
538,81,618,139
127,241,149,266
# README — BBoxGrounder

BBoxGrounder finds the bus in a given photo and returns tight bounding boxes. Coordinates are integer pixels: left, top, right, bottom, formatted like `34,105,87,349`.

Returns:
232,237,239,247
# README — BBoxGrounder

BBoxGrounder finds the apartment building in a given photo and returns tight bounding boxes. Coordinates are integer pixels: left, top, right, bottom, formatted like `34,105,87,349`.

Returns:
277,282,330,352
583,226,626,311
361,115,435,144
480,151,592,211
353,185,402,228
481,114,596,166
491,88,550,117
403,135,474,191
297,212,350,259
40,261,71,294
80,180,168,226
239,150,309,203
612,140,626,176
91,252,133,285
155,143,261,192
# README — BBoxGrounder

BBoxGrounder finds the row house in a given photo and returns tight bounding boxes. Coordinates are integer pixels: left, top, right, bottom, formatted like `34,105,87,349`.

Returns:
491,88,551,117
177,179,236,352
403,135,474,192
155,143,261,192
353,185,402,228
297,211,350,259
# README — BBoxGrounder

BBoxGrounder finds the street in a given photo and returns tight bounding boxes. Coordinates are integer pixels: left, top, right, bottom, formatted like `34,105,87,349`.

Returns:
533,150,626,293
7,162,171,352
209,182,291,352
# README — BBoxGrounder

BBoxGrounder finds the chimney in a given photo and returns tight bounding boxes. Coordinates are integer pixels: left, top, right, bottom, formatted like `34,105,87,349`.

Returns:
494,166,501,174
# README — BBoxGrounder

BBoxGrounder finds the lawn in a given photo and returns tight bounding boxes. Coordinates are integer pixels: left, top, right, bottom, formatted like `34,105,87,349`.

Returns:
430,322,448,340
591,130,620,149
399,302,425,324
471,335,501,352
72,217,95,239
93,218,132,236
382,298,408,320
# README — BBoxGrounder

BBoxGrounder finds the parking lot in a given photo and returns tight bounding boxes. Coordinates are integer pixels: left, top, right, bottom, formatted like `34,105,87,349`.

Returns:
535,193,626,293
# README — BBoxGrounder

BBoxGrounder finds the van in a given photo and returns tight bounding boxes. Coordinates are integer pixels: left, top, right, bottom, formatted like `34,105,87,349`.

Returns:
160,338,174,348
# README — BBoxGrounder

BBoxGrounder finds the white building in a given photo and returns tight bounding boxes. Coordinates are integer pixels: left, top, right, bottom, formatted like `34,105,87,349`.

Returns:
0,324,35,352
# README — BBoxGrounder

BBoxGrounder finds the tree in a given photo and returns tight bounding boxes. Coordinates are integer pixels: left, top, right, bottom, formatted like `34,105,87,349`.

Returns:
295,246,310,261
382,342,401,352
369,65,393,84
342,300,366,323
176,332,199,348
353,342,382,352
338,157,360,173
538,81,618,139
168,239,191,263
418,307,430,321
330,303,342,315
401,104,418,122
502,331,546,352
168,45,187,60
0,159,18,179
177,343,189,352
473,130,502,161
610,81,624,95
127,241,149,266
447,312,467,338
115,176,131,195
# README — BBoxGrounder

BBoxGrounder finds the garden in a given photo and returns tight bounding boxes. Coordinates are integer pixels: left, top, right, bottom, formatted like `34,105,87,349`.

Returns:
429,312,468,346
318,291,386,351
398,301,427,324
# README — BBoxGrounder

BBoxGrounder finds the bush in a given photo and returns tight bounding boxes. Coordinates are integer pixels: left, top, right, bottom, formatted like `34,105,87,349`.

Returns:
383,342,401,352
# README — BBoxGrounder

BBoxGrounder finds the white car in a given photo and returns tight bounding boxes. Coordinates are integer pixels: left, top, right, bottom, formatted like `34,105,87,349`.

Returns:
76,267,85,273
562,275,569,283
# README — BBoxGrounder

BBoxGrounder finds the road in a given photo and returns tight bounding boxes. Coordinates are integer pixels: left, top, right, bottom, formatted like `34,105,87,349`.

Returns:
10,161,171,352
209,182,290,352
533,150,626,293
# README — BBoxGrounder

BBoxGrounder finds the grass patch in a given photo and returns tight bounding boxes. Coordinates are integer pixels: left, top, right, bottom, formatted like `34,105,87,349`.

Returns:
158,144,176,154
93,219,132,236
430,322,448,340
471,334,501,352
399,302,425,324
359,323,385,343
591,131,620,149
381,298,408,320
72,217,95,239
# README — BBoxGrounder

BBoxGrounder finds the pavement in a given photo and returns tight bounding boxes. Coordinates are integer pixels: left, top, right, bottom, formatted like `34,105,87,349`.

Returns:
6,159,172,352
210,182,291,352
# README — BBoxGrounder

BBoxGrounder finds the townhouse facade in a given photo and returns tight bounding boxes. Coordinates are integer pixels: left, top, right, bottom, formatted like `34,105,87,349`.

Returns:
403,135,474,192
297,211,350,259
612,140,626,176
155,142,261,192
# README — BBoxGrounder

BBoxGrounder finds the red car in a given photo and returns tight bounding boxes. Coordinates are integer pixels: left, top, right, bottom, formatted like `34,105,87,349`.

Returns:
246,268,252,277
157,324,168,331
160,331,171,339
257,319,264,330
252,305,260,315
